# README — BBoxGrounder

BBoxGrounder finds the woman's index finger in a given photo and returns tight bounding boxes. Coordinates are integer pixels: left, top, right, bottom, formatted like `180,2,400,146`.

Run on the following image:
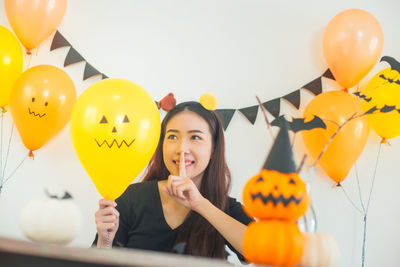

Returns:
179,152,187,177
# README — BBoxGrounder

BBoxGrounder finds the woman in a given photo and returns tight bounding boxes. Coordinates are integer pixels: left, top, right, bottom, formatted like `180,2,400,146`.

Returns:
94,101,252,260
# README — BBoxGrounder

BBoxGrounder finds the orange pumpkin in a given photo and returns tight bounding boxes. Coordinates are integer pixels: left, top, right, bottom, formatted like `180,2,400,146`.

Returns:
243,220,305,266
243,169,310,220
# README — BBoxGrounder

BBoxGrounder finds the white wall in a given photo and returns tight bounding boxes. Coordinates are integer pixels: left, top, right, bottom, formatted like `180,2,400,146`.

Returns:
0,0,399,266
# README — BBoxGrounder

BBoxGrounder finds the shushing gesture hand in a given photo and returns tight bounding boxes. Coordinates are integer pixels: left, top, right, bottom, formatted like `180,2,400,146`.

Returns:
163,152,205,211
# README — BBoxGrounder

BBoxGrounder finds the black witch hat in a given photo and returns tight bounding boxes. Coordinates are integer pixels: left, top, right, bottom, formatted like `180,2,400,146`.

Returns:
263,121,297,173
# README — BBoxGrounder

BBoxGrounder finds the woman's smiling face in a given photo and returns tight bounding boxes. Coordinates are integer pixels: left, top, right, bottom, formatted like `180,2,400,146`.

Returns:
163,110,213,182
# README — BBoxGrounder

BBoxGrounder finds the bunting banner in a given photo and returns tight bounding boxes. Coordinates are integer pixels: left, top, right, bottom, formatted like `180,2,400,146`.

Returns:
50,31,396,131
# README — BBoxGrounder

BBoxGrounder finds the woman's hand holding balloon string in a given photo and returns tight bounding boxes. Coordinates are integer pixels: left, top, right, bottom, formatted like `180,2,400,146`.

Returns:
95,199,120,248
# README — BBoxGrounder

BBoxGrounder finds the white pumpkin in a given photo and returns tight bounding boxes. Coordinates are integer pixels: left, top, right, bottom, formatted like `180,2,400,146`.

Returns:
298,233,340,267
19,191,82,244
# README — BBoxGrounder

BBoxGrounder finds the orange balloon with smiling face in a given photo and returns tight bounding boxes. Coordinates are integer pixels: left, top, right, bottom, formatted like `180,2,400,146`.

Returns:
10,65,76,152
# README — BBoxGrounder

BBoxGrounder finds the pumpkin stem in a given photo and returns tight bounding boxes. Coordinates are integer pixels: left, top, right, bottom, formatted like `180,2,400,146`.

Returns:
45,189,73,199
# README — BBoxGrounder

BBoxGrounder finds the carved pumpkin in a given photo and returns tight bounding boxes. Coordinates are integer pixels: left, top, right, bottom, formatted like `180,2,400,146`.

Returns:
298,233,340,267
243,169,310,220
243,220,304,266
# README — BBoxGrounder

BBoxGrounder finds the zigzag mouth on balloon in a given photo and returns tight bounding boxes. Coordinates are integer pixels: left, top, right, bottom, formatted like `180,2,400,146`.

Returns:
28,108,46,118
94,138,135,148
251,192,303,207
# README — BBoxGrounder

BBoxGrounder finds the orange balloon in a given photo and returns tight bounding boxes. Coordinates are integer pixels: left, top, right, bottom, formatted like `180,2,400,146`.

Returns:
323,9,383,89
10,65,76,152
302,91,369,183
4,0,67,52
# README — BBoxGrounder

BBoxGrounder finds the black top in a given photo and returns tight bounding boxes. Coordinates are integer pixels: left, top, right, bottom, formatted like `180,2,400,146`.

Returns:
93,180,253,261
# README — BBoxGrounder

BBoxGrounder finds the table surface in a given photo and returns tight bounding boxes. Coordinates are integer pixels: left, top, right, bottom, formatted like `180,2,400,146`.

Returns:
0,236,238,267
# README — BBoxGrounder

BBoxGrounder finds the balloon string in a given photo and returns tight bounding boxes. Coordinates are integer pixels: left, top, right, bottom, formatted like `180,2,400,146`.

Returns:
340,185,364,216
343,142,382,267
354,163,366,213
362,215,367,267
2,153,29,186
2,123,14,180
366,142,382,214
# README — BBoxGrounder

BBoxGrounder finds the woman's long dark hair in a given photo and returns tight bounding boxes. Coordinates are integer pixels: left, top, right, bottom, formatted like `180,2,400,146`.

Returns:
142,101,231,258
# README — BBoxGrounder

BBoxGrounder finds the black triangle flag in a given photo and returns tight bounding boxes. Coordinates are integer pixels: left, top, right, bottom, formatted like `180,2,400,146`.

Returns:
322,69,335,80
50,31,70,51
263,121,296,173
64,47,85,67
84,63,101,80
215,109,235,131
238,105,258,125
282,89,301,109
302,77,322,96
263,98,280,118
102,74,109,80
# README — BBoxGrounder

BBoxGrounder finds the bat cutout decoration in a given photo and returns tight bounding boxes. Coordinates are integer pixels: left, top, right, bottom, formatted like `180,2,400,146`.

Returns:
381,56,400,73
353,92,372,102
271,115,326,133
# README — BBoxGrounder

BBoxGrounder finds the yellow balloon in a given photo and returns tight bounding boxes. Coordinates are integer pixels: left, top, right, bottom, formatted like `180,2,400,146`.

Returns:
70,79,161,200
361,68,400,140
0,25,23,108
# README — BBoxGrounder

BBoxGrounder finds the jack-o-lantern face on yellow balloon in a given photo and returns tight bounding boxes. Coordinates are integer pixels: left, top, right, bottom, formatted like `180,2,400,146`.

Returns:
243,169,309,221
94,113,135,149
360,67,400,140
70,79,160,200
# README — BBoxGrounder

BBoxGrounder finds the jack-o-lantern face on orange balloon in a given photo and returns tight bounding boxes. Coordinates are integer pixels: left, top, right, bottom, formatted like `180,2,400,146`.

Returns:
10,65,76,152
243,169,310,221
